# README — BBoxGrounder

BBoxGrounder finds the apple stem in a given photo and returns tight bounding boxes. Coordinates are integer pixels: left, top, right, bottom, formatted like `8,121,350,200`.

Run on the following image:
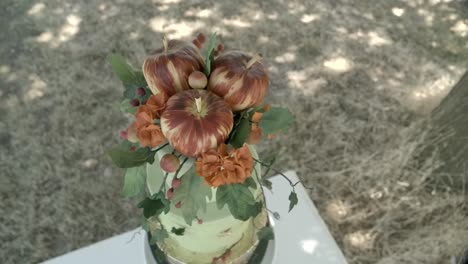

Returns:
195,97,202,113
245,53,262,69
163,36,169,52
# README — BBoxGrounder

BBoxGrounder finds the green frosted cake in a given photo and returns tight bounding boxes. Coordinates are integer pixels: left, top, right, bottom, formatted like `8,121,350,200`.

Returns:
146,145,267,264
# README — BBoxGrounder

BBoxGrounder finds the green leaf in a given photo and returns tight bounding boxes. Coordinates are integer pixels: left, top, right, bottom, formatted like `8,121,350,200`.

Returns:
123,86,136,99
146,150,156,164
108,54,138,84
107,54,147,99
162,197,171,214
119,99,137,115
138,196,167,218
261,152,278,178
171,167,212,225
244,177,257,189
261,178,273,190
108,143,155,168
170,227,185,236
257,226,274,241
136,70,147,84
150,228,169,244
226,114,241,143
253,201,263,214
150,192,171,214
259,107,294,136
230,117,251,148
122,165,146,198
123,71,147,99
216,183,260,221
288,191,298,212
272,211,281,220
251,104,270,113
203,33,217,76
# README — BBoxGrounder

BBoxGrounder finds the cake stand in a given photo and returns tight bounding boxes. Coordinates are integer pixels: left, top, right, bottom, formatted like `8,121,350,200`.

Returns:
43,171,348,264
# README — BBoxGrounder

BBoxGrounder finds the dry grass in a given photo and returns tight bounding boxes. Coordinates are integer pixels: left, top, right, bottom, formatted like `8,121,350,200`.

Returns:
1,0,468,263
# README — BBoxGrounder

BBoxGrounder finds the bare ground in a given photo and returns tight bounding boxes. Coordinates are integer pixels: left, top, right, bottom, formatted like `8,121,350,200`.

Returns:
1,0,468,263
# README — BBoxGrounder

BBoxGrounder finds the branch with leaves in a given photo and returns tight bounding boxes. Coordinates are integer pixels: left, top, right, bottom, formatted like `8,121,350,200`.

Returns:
252,157,314,212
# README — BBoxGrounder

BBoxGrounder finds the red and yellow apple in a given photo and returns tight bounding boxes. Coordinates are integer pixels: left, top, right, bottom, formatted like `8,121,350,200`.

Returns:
160,89,233,157
142,38,204,98
208,51,269,111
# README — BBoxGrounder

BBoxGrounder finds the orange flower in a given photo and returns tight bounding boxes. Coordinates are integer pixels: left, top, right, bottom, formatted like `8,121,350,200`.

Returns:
246,105,269,145
136,93,166,119
231,144,254,177
245,104,276,145
246,124,262,145
195,144,254,187
127,112,165,148
137,124,164,148
134,111,152,128
252,112,263,123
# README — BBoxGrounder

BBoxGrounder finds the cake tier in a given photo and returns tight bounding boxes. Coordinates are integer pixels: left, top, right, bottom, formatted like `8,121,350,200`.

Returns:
146,145,266,263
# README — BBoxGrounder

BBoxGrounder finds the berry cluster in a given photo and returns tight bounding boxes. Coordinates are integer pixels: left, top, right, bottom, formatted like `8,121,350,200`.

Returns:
130,87,149,107
192,33,225,56
166,175,181,201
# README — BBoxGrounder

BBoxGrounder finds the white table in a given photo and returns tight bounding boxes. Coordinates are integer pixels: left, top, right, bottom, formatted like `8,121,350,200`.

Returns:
43,171,347,264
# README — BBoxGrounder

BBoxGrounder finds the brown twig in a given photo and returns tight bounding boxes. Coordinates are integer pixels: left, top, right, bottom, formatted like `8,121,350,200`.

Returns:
253,158,313,191
245,53,262,69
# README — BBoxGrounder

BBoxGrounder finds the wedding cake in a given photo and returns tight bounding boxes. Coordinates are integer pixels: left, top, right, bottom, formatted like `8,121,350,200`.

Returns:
146,145,267,264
